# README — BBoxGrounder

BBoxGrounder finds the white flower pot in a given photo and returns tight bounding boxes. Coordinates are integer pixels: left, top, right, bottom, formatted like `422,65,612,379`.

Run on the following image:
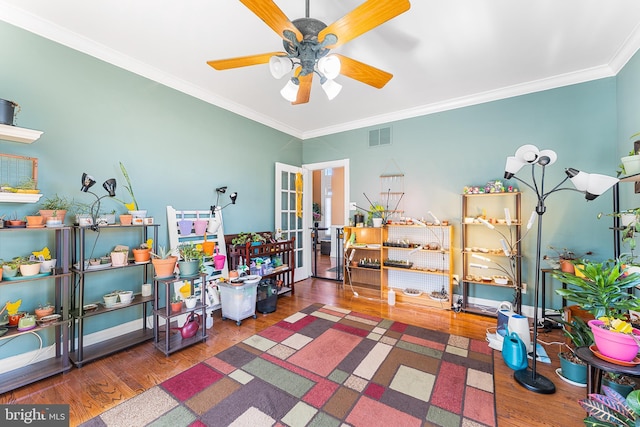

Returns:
621,154,640,176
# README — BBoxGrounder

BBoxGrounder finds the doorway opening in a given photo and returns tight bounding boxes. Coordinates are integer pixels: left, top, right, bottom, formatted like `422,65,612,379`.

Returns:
304,159,349,281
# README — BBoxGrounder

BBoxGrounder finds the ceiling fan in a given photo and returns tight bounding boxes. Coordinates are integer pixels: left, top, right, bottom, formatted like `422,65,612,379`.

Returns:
207,0,411,105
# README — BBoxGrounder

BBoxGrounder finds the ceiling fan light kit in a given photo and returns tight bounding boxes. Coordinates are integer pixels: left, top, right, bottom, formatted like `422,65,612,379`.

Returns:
207,0,411,104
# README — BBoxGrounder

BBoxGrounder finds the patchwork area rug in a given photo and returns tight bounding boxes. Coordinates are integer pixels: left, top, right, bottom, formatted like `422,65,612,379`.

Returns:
81,304,496,427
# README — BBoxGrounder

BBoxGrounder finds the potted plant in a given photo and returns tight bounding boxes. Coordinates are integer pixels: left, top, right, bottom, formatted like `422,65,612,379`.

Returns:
151,246,177,278
35,302,54,319
1,258,19,278
231,232,252,247
110,245,129,267
544,246,593,274
25,212,43,227
580,386,640,425
132,239,153,263
554,259,640,362
115,162,146,219
557,315,593,385
602,372,636,398
250,232,268,246
18,257,41,277
170,295,183,314
367,203,385,227
39,194,73,223
177,242,203,276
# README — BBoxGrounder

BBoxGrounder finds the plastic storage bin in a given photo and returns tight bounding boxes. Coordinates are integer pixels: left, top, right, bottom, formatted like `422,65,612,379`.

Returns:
257,279,278,314
219,275,260,325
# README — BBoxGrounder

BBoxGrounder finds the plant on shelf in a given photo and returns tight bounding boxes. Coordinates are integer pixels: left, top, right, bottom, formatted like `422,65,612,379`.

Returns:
114,161,139,211
598,208,640,253
580,386,640,426
543,246,593,273
39,194,73,222
231,232,251,246
132,239,153,263
252,232,269,244
0,299,22,317
554,259,640,362
151,246,177,278
367,202,386,225
178,242,203,262
151,246,174,260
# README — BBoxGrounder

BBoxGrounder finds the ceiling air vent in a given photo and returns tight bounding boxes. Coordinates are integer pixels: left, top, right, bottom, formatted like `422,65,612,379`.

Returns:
369,127,391,148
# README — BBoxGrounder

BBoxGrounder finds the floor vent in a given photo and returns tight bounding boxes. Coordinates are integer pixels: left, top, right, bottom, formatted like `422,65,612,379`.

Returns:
369,127,391,147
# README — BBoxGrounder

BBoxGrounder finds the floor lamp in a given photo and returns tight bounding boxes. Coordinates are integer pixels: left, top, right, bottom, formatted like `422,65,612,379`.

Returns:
503,144,619,394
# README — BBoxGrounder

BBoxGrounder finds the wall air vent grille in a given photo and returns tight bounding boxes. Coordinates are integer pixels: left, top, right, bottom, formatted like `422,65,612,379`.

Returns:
369,127,391,148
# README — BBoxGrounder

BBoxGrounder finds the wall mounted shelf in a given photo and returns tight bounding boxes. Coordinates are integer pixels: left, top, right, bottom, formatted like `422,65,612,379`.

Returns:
0,124,43,143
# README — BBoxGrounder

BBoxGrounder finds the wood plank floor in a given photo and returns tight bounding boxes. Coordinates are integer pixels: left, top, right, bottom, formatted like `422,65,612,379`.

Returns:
0,277,586,426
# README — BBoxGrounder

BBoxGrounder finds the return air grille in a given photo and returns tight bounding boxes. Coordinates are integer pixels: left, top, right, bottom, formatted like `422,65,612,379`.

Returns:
369,127,391,147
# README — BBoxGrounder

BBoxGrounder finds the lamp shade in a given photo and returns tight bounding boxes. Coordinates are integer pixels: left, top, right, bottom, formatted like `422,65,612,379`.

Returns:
566,168,619,200
269,56,293,79
515,144,540,163
280,79,299,102
317,55,341,80
585,173,619,200
537,149,557,166
321,78,342,100
504,156,526,179
230,192,238,204
81,173,96,192
565,168,589,192
102,178,117,197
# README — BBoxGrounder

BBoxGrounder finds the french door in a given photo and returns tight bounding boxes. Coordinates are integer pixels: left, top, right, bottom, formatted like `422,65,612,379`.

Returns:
275,162,309,280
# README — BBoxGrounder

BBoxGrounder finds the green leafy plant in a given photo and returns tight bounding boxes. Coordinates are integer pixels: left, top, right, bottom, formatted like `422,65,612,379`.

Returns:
151,246,174,259
116,162,139,211
178,242,202,262
554,259,640,320
39,194,73,211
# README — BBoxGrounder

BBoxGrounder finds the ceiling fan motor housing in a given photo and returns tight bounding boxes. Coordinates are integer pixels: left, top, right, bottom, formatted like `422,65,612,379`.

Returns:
286,18,334,76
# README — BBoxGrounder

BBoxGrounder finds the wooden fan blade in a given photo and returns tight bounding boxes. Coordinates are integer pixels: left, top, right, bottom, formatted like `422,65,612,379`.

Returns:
334,54,392,89
318,0,410,49
293,70,312,105
240,0,303,41
207,52,286,70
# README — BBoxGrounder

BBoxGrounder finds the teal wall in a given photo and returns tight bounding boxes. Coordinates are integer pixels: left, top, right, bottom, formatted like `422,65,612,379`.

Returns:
0,18,639,357
304,78,621,310
0,22,301,356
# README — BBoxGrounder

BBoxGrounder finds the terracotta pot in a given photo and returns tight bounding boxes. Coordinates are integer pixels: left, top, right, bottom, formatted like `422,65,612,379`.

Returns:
560,259,575,274
25,215,43,227
35,306,54,319
39,210,67,224
132,248,151,263
7,312,25,326
119,214,133,226
171,301,183,314
152,256,177,278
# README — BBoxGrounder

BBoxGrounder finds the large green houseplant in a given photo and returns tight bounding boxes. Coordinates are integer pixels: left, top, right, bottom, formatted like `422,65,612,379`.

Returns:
554,259,640,362
553,260,640,319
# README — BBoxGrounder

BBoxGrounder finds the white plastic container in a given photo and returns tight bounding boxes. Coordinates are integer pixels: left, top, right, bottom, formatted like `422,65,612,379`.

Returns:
219,275,260,326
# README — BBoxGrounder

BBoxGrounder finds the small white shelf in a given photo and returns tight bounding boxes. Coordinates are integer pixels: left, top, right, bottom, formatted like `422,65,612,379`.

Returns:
0,124,43,143
0,192,43,203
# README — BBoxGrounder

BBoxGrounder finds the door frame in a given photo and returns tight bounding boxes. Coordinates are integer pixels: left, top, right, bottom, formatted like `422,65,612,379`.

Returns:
302,159,350,277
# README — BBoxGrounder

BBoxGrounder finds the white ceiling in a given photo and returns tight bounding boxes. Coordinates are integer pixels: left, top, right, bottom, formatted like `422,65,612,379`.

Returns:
2,0,640,139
